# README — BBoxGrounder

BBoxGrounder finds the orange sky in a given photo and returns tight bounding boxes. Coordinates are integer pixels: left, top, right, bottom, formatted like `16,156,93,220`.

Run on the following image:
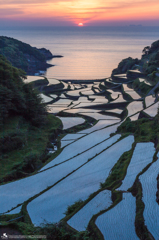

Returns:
0,0,159,26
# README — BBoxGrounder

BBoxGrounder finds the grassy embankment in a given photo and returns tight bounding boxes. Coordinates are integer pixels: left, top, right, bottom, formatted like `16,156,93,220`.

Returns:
0,114,61,184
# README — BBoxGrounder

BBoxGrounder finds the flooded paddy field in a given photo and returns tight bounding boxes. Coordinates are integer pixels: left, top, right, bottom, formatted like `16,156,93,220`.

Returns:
1,75,159,240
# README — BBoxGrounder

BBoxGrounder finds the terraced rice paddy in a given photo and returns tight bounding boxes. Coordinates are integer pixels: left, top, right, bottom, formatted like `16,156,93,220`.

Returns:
26,75,45,82
0,135,120,214
61,133,86,140
47,78,61,85
118,142,155,191
50,94,58,98
77,97,91,102
96,193,139,240
67,89,84,97
108,90,121,99
123,84,133,91
67,190,112,231
93,97,108,103
111,94,126,103
41,124,122,170
2,76,159,239
27,136,134,225
125,90,141,100
61,140,75,148
143,102,159,117
138,78,152,86
64,108,100,114
129,113,140,121
59,117,85,129
145,95,155,108
104,108,123,114
79,112,120,120
79,120,120,134
53,99,72,105
127,101,143,117
40,94,53,103
73,102,103,108
47,106,68,113
81,90,95,95
139,155,159,240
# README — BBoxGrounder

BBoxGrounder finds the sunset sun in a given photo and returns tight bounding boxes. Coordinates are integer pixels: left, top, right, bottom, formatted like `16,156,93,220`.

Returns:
78,23,83,26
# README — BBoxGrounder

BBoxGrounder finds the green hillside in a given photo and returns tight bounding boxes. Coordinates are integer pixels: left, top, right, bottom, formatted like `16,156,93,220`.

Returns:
0,36,54,75
0,55,61,183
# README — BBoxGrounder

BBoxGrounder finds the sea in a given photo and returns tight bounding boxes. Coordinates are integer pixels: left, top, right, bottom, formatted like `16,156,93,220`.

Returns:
0,26,159,81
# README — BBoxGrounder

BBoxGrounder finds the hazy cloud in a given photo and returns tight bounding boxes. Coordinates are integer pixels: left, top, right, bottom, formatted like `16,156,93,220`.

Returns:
0,0,159,25
0,8,23,16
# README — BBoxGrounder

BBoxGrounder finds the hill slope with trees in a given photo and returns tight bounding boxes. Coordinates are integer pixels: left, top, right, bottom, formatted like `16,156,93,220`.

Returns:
0,36,55,75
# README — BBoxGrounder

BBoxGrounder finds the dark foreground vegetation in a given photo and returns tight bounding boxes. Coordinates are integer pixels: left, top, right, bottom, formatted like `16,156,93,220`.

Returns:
0,55,61,184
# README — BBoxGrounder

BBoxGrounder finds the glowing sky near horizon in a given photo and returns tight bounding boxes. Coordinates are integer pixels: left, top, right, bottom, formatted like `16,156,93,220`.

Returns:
0,0,159,26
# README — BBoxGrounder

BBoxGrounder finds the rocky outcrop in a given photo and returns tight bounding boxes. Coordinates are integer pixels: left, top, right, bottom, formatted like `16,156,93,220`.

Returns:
0,36,62,75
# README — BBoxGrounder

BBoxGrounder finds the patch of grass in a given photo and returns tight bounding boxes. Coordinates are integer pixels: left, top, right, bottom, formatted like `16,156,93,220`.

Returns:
65,200,84,216
0,114,62,184
100,144,135,190
132,78,153,97
117,116,158,143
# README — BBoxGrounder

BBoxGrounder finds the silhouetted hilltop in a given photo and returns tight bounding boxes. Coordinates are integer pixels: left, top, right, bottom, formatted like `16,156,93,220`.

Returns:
0,36,61,75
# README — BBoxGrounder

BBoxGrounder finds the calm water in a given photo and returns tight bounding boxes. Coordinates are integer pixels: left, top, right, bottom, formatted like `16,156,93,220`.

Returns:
0,26,159,80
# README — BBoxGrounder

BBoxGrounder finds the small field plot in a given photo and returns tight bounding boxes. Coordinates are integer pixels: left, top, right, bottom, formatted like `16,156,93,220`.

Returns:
93,88,100,93
6,206,21,215
139,78,152,86
118,142,155,191
81,90,95,95
73,84,82,89
108,90,121,99
67,190,112,231
93,97,108,104
74,102,103,108
129,113,140,121
27,136,134,225
49,94,58,98
47,78,61,85
40,123,121,170
125,91,141,100
104,108,123,114
123,84,133,91
66,89,83,97
64,109,100,114
79,120,119,134
61,133,86,141
58,117,85,130
68,84,74,90
60,94,67,98
111,95,126,103
79,112,120,121
127,101,143,117
145,95,155,108
61,140,75,148
96,193,139,240
77,97,91,102
143,102,159,117
52,99,72,105
139,157,159,240
25,76,45,82
47,106,68,114
40,94,53,103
